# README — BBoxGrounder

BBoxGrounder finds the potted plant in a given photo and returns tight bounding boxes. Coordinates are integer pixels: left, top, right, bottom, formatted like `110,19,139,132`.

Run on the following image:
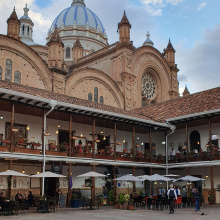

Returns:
208,194,215,205
109,190,114,206
59,142,68,152
114,201,119,209
105,145,113,156
128,197,134,210
123,194,130,210
135,150,143,159
119,193,124,209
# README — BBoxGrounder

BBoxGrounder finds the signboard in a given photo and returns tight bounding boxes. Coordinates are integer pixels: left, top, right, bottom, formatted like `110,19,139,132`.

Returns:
51,165,62,174
58,194,66,208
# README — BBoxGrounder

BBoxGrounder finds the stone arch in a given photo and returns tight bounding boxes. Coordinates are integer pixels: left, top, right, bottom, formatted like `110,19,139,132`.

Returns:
132,46,172,108
0,35,52,90
66,68,124,109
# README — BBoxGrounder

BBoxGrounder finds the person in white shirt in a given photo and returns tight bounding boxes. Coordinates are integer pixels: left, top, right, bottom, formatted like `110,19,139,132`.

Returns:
167,184,177,214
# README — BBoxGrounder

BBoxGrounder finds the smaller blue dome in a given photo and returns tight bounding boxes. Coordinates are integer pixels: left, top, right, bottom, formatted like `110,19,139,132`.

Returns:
143,32,154,47
20,15,32,21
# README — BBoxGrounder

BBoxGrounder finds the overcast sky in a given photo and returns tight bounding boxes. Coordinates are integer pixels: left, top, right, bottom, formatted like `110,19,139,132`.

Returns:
0,0,220,95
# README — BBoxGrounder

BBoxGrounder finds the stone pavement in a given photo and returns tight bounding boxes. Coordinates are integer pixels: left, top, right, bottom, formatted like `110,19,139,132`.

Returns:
1,206,220,220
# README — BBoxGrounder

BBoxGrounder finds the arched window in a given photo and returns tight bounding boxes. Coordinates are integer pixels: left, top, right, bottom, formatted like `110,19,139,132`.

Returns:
22,25,25,35
14,71,21,84
88,93,92,101
5,59,12,82
27,26,30,36
190,130,201,152
66,47,70,58
100,96,104,104
0,66,2,80
94,87,98,103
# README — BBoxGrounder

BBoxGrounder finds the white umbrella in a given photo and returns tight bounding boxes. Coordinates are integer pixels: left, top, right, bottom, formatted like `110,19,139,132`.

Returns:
31,171,66,178
0,170,29,177
77,171,106,178
175,175,205,182
137,175,150,179
77,171,107,209
114,174,143,181
141,174,172,181
164,174,180,177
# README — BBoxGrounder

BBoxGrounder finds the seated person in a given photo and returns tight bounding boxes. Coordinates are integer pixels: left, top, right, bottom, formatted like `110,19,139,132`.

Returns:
15,190,23,204
25,191,34,209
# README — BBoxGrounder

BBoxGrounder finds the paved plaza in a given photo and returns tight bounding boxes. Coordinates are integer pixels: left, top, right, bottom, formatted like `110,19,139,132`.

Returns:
1,206,220,220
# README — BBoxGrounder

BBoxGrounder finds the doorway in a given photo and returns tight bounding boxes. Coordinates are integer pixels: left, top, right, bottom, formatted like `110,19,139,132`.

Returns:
45,177,59,197
190,130,201,152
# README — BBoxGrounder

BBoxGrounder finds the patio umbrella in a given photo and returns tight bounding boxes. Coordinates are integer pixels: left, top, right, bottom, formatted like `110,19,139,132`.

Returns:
140,174,172,181
164,174,180,177
31,171,66,178
0,170,29,177
114,174,143,194
114,174,143,181
77,171,106,178
175,175,205,182
77,171,107,209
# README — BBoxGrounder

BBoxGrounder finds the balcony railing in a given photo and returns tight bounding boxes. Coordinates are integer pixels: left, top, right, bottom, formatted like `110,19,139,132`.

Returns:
1,141,220,163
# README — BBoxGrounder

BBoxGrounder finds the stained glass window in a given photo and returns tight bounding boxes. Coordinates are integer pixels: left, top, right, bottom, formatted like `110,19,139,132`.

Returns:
88,93,92,101
94,87,98,103
141,73,156,99
5,59,12,82
14,71,21,84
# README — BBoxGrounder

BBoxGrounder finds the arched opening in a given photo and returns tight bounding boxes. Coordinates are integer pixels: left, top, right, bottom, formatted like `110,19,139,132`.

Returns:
22,25,25,35
190,130,201,152
14,71,21,84
5,59,12,82
100,96,104,104
88,92,92,101
27,26,30,36
66,47,71,58
94,87,98,103
0,66,2,80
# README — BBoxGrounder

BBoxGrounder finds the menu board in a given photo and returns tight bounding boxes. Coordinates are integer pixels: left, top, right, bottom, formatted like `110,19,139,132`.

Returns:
58,194,66,208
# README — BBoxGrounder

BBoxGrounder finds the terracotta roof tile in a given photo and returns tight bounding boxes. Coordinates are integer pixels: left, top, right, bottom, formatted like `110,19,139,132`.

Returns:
0,81,155,122
131,87,220,122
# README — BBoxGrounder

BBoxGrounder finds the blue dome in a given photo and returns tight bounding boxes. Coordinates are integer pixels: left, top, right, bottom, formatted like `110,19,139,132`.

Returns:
50,5,105,33
20,15,32,21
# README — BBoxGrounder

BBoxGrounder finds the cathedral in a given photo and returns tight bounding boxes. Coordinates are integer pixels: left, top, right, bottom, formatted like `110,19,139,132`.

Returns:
1,0,179,110
0,0,219,205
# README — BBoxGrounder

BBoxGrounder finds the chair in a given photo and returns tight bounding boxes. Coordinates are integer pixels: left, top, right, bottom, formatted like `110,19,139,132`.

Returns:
10,201,19,216
134,196,142,208
48,198,56,213
146,198,152,210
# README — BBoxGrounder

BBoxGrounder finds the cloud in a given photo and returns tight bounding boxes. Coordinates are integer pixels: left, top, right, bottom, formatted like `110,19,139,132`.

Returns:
141,0,182,16
197,1,207,11
176,25,220,94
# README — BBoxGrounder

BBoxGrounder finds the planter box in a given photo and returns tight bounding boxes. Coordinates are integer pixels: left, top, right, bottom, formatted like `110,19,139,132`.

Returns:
0,146,9,152
46,151,67,156
95,155,114,160
72,153,92,158
116,157,133,161
14,147,41,155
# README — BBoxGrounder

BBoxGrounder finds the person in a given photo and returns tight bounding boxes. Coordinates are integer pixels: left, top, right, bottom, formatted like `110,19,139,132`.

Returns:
176,186,181,197
195,189,201,213
182,186,187,204
192,186,197,197
26,191,34,209
76,188,82,199
159,186,166,198
170,147,176,159
15,190,23,205
103,186,107,197
167,184,177,214
55,189,62,205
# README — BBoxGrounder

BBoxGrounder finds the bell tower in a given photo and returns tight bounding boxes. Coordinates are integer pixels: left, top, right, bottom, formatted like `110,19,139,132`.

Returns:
7,7,20,40
118,11,131,44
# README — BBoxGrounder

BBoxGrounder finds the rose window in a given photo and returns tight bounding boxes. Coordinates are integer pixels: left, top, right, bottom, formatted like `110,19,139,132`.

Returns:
141,73,156,99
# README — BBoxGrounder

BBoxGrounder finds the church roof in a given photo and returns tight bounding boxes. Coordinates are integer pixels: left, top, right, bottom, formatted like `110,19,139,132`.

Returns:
7,7,19,22
47,26,63,45
118,11,131,27
165,38,175,51
0,80,158,124
74,38,83,48
131,87,220,123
